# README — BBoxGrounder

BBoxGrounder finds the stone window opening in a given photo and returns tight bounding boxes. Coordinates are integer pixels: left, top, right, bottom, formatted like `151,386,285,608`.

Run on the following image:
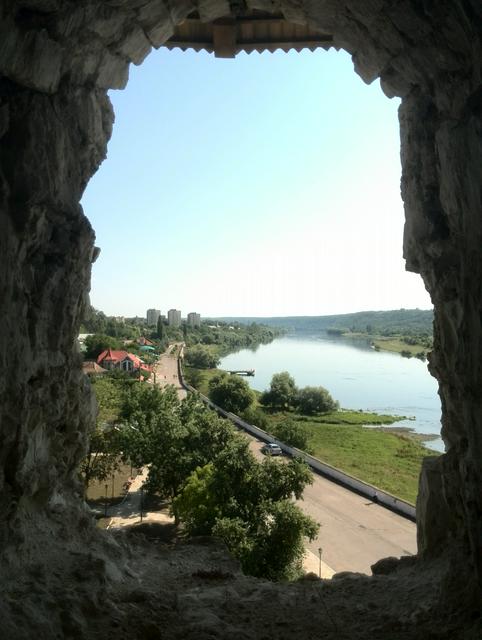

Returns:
0,2,480,638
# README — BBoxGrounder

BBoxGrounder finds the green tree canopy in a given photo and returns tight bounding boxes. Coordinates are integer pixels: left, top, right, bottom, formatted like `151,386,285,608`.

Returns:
260,371,298,410
208,373,255,414
184,345,220,369
173,452,317,580
119,390,242,500
156,316,164,339
80,426,122,495
271,418,310,451
84,334,122,360
295,386,339,415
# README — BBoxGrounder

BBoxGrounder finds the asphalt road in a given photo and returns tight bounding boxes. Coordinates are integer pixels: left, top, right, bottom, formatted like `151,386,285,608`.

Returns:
247,437,417,575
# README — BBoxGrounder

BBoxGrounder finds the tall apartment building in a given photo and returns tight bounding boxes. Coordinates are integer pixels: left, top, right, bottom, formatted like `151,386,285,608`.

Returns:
167,308,181,327
146,308,160,326
187,312,201,327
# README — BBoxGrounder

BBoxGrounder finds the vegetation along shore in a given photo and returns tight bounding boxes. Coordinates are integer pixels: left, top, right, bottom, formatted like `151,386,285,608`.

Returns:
183,362,439,505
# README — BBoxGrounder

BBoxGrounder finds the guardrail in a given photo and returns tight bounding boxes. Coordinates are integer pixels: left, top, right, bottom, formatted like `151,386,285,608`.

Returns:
177,356,416,522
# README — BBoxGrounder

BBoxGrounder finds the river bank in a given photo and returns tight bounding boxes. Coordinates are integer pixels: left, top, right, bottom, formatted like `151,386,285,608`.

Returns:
182,363,436,504
218,335,442,449
337,331,431,359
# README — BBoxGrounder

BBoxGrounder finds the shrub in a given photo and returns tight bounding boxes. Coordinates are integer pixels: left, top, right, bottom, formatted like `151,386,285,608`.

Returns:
184,345,219,369
295,386,339,415
208,373,255,414
260,371,297,410
272,418,310,451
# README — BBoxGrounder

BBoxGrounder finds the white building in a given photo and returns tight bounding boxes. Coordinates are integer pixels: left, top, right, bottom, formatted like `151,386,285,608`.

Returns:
167,309,181,327
146,308,160,326
187,312,201,327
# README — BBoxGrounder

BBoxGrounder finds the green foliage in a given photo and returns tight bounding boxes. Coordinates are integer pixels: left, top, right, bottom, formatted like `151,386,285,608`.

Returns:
173,448,317,581
90,375,126,425
171,463,220,534
208,373,255,414
81,373,145,492
120,390,242,499
260,372,339,416
80,425,122,494
184,321,282,356
295,386,339,415
156,316,164,340
233,500,319,581
84,334,122,359
287,417,433,504
81,306,143,340
260,371,298,410
271,418,310,451
89,369,318,581
184,345,220,369
185,367,204,389
256,309,433,337
240,405,269,430
302,409,404,425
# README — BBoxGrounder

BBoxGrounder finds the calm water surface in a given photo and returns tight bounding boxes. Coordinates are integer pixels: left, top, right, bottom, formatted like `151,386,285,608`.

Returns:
219,334,443,452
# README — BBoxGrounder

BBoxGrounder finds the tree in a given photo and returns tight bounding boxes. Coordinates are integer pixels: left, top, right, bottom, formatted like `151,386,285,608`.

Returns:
80,426,121,495
260,371,297,410
295,386,339,415
185,367,203,389
173,450,318,581
116,383,317,581
241,405,269,430
84,334,121,360
184,345,219,369
156,316,164,340
272,418,310,451
208,373,255,414
120,391,242,500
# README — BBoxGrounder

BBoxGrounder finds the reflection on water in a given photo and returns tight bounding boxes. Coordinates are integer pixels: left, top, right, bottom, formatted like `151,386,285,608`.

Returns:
219,334,444,452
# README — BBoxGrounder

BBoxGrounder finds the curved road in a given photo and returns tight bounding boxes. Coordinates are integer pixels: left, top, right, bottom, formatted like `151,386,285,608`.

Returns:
246,435,416,575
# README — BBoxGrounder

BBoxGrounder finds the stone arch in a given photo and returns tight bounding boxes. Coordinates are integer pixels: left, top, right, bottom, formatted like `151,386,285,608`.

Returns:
0,0,481,635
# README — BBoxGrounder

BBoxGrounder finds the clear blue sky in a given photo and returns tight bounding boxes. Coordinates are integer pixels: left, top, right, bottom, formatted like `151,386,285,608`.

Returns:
81,46,432,318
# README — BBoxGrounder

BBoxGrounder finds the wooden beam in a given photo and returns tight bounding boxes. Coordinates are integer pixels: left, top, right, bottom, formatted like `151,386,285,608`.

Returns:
212,21,236,58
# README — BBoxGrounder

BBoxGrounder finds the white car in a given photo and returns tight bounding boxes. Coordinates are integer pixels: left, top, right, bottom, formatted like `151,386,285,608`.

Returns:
261,443,282,456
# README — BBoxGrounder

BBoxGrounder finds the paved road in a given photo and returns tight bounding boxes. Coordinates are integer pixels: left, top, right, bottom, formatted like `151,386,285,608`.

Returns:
152,343,186,399
246,436,416,575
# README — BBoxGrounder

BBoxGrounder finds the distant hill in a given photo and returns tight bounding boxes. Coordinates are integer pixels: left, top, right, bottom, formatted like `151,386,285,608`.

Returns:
214,309,434,337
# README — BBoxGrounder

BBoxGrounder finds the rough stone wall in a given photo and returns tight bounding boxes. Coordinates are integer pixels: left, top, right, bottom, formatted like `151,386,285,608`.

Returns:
0,0,481,623
0,81,112,550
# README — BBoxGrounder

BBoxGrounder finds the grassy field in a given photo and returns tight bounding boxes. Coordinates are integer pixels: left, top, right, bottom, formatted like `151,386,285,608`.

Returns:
298,409,407,425
341,332,430,358
304,421,430,503
262,411,433,504
371,336,428,358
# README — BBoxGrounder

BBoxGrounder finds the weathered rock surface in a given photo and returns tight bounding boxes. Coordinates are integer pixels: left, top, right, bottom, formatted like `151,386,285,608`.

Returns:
0,1,481,637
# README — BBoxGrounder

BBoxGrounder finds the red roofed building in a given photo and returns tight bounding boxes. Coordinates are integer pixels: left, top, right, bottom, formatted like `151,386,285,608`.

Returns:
97,349,144,373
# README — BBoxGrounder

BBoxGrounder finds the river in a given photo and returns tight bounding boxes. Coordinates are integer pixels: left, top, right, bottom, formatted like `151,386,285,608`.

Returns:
219,334,444,452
